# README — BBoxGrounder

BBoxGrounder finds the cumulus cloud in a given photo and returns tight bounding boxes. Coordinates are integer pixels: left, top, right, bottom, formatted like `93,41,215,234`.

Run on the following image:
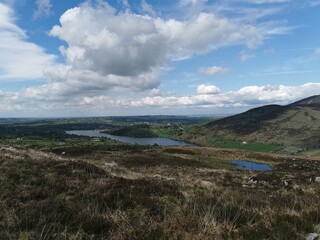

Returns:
116,83,320,108
197,84,220,94
33,0,52,19
45,66,160,94
49,3,168,92
0,3,56,80
38,1,290,100
2,82,319,116
199,66,230,75
0,1,300,116
50,3,265,76
150,88,161,96
40,1,288,99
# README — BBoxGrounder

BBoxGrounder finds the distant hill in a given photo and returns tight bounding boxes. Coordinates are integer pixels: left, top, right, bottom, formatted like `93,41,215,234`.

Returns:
183,95,320,150
109,124,157,138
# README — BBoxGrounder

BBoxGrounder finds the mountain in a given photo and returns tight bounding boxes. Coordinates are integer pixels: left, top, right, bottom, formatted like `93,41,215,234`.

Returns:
183,95,320,150
290,95,320,108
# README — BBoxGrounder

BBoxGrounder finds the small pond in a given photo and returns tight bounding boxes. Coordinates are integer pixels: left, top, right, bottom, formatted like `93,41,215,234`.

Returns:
231,160,272,171
66,130,195,147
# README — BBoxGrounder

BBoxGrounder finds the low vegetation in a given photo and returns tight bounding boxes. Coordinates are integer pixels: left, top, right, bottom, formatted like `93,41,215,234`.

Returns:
1,108,320,239
1,142,319,239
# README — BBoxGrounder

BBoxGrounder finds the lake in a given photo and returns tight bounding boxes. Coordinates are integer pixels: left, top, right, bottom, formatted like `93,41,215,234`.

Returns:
231,160,272,171
66,130,195,146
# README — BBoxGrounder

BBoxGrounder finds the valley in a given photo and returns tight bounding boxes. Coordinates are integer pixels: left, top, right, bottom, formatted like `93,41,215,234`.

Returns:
1,100,320,239
1,1,319,239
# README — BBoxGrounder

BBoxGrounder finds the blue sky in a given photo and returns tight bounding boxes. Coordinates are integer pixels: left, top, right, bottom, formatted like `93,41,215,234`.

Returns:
0,0,319,117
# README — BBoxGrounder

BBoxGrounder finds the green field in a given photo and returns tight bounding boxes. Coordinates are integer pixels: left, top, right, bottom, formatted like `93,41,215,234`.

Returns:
152,124,185,138
211,137,283,153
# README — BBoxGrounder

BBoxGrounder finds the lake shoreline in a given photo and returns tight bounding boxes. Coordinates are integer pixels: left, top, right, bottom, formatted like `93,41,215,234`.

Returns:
66,129,196,147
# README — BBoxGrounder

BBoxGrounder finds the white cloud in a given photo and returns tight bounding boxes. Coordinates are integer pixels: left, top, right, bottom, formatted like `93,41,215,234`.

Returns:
258,20,298,35
40,66,160,99
44,1,287,98
141,0,156,16
33,0,52,19
0,1,300,116
205,0,291,23
119,0,130,8
150,88,161,96
0,3,56,80
239,51,255,62
118,83,320,108
50,5,166,78
50,4,266,77
199,66,229,75
2,82,319,116
315,48,320,56
197,84,220,94
234,7,282,21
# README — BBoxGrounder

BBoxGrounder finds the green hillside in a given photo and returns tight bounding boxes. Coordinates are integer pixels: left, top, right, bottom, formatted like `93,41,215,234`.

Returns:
110,124,157,137
182,95,320,153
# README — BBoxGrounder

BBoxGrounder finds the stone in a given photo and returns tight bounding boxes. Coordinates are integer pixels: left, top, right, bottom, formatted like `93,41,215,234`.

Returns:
283,180,290,187
248,178,257,184
315,177,320,183
306,233,319,240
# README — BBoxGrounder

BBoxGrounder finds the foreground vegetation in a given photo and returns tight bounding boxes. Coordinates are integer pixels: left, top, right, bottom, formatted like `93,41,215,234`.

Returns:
0,116,320,239
1,141,320,239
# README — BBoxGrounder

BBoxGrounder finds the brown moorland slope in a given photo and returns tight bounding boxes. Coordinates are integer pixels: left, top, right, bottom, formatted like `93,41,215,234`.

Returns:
1,144,320,239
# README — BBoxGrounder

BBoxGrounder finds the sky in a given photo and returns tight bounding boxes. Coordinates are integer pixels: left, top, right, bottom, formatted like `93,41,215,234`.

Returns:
0,0,319,117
